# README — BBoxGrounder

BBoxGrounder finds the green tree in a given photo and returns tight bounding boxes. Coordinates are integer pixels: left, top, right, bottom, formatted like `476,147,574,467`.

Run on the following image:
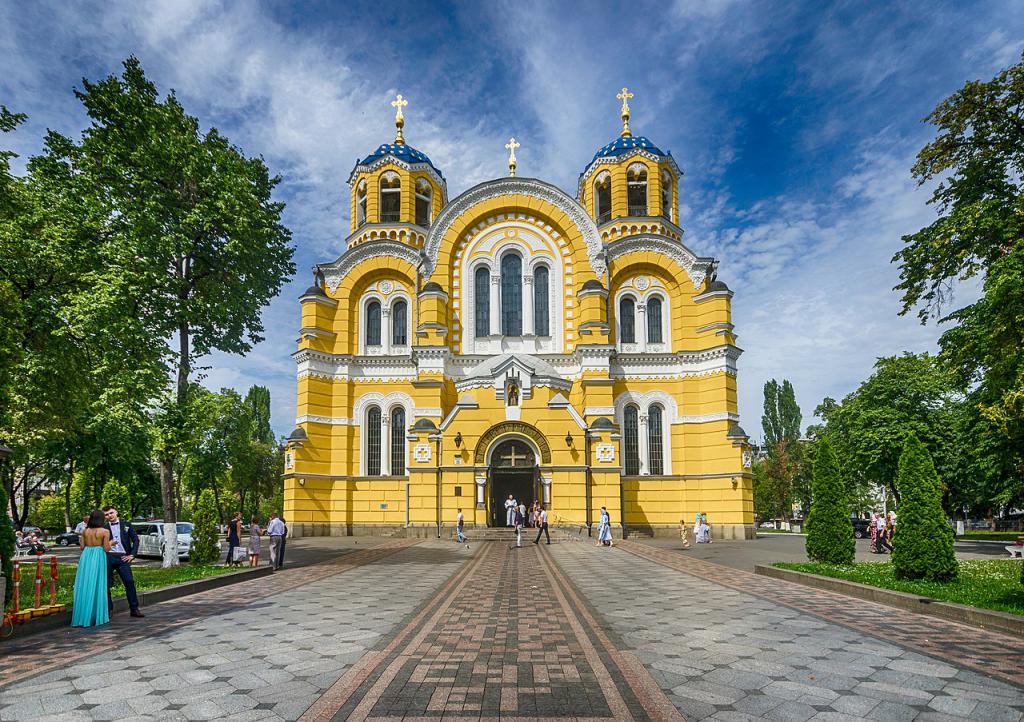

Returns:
35,58,294,566
29,494,66,532
100,479,132,517
804,438,854,564
892,434,958,581
756,379,805,522
189,488,219,565
245,386,275,445
893,54,1024,497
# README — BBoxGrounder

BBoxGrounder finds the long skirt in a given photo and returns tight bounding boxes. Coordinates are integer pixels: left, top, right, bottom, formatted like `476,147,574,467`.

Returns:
71,546,110,628
597,523,612,543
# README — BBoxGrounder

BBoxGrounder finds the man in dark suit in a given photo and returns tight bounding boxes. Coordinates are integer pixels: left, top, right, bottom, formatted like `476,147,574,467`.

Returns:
103,506,145,618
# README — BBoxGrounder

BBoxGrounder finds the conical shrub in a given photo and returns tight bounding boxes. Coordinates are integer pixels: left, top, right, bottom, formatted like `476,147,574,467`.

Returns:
892,434,957,581
805,437,854,564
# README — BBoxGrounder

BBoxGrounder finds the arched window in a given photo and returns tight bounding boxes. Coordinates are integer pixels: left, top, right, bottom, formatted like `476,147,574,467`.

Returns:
366,300,382,346
390,407,406,475
392,300,407,346
627,164,648,216
623,405,640,476
379,173,401,222
648,404,664,475
366,406,382,476
595,172,612,224
647,297,663,344
534,265,550,336
501,253,522,336
619,297,636,344
415,179,432,227
356,181,367,227
660,171,673,221
474,266,490,338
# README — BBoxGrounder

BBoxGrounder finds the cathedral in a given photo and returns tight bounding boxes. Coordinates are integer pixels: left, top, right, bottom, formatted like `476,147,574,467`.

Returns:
284,90,754,540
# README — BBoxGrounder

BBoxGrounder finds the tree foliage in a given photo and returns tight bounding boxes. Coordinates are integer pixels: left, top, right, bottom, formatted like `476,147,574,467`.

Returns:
29,494,66,531
754,379,807,520
189,489,220,565
100,480,132,517
805,438,854,564
892,435,958,581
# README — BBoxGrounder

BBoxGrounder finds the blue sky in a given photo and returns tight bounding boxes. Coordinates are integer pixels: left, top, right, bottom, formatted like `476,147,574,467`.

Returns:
3,1,1022,439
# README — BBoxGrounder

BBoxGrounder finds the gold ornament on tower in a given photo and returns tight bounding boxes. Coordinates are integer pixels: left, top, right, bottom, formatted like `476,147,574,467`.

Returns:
617,87,634,137
505,137,520,176
391,93,408,145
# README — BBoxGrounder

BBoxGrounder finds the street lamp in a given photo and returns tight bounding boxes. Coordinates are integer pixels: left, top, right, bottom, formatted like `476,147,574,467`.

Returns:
565,433,573,448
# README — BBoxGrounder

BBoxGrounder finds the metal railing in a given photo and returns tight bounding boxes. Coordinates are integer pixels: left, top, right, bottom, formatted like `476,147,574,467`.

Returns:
380,211,401,222
627,205,648,217
596,210,612,224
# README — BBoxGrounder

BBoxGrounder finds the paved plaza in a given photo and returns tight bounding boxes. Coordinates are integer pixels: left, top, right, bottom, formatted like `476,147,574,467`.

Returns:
0,537,1021,721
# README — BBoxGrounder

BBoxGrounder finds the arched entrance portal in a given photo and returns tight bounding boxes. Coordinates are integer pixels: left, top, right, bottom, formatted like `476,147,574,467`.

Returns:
488,438,539,527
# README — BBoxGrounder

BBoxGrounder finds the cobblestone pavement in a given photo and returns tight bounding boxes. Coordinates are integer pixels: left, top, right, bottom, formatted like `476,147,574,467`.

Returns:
552,541,1024,722
303,541,682,722
0,540,466,721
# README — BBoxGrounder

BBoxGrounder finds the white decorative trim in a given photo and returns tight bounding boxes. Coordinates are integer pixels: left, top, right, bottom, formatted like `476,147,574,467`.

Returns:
413,408,442,418
353,392,414,422
584,406,616,416
615,391,675,475
424,178,605,279
295,414,352,425
606,234,714,289
294,349,418,381
614,390,681,425
596,443,615,463
547,392,587,429
611,346,742,379
678,412,741,424
318,240,421,293
413,444,432,463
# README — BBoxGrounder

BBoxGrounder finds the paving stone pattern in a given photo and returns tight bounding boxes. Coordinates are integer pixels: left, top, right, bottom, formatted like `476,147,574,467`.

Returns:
303,542,683,721
0,541,461,722
552,541,1024,722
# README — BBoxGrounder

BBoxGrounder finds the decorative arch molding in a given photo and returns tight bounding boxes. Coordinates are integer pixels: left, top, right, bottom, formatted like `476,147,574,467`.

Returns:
474,421,552,465
353,391,414,422
613,389,681,424
424,177,605,279
606,234,714,290
318,240,421,294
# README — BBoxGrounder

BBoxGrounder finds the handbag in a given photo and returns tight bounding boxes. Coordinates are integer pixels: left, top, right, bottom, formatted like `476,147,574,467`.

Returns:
232,547,248,562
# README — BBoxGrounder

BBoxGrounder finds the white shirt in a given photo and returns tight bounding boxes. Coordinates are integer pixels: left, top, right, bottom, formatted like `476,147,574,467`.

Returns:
267,518,286,536
108,521,126,554
456,512,464,527
74,521,87,534
539,510,548,524
505,498,516,510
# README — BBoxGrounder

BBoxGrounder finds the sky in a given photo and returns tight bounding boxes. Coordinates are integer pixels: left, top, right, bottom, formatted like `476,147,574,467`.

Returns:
2,0,1022,441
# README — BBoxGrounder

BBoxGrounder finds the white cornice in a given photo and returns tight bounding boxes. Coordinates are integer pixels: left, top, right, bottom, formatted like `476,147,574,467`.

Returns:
678,412,741,424
317,240,422,293
605,234,715,289
423,177,605,280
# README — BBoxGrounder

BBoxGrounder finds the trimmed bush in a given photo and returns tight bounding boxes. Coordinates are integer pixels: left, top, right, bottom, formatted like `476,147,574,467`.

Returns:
100,480,132,516
892,434,957,581
190,489,220,565
0,482,14,610
805,437,854,564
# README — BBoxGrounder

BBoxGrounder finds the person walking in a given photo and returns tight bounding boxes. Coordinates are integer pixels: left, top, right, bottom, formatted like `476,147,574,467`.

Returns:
505,495,517,527
103,506,144,618
880,515,895,553
73,515,89,536
267,512,285,570
225,511,242,566
533,505,550,545
869,512,881,553
514,506,524,548
875,513,891,553
679,519,691,549
278,515,289,568
597,506,613,547
456,508,466,543
248,515,263,567
71,510,111,628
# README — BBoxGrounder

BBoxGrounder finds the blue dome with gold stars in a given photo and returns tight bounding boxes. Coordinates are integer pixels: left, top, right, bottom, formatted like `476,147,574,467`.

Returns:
591,135,667,163
360,143,443,179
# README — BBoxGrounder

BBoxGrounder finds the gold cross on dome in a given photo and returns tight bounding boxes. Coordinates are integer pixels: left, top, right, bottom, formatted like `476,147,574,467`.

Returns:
391,93,408,145
505,137,520,176
617,87,634,137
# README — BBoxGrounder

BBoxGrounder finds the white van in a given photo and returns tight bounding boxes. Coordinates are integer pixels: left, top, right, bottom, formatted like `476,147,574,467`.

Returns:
133,521,194,559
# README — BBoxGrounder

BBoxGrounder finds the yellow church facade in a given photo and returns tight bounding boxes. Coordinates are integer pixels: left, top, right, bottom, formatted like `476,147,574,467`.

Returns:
284,91,755,540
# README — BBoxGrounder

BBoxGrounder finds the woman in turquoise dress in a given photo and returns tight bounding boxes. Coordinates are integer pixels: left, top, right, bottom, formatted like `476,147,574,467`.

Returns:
72,509,111,628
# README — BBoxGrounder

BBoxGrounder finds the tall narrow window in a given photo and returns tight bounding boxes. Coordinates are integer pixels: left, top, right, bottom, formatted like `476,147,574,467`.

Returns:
392,300,407,346
624,405,640,476
534,266,549,336
619,297,635,344
474,266,490,338
647,297,663,344
380,173,401,222
660,171,673,221
415,179,432,227
390,407,406,475
627,164,648,216
366,406,382,476
356,181,367,226
501,253,522,336
595,173,612,224
366,300,382,346
648,405,664,475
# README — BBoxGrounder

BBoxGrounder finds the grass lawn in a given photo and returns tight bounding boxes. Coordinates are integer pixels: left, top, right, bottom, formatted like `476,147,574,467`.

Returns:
774,559,1024,616
10,561,237,609
758,529,794,533
958,531,1024,542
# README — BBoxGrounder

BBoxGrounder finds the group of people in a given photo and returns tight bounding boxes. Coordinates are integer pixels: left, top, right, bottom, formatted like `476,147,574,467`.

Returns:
14,530,47,555
503,495,548,529
225,511,288,569
869,510,897,554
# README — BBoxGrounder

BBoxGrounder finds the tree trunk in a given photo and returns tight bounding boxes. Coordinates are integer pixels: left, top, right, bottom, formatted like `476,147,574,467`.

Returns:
161,316,191,568
212,483,222,523
63,458,74,531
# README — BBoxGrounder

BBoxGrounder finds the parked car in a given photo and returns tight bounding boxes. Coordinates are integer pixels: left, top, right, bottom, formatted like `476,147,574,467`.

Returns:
20,525,44,538
54,531,80,546
852,518,871,539
133,521,194,559
758,521,777,529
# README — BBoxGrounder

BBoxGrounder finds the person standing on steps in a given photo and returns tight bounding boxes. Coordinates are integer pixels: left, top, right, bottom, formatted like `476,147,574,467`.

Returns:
103,506,144,618
533,504,550,545
505,494,517,527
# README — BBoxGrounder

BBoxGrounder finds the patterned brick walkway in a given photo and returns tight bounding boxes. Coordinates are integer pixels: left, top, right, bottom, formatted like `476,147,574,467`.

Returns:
0,538,421,689
302,542,682,722
620,540,1024,687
